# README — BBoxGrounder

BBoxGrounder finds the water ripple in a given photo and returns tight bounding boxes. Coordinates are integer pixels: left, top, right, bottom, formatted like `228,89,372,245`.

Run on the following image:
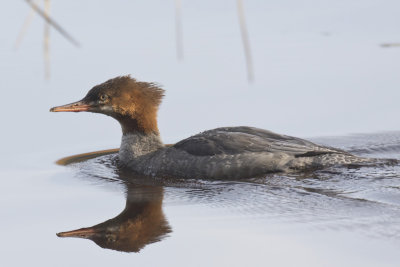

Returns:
64,132,400,241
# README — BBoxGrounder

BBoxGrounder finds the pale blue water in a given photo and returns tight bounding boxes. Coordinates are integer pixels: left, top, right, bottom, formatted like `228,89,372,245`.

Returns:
2,1,400,266
3,133,400,266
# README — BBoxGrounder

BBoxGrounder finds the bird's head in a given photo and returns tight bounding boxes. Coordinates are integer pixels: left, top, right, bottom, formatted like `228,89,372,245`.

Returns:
50,76,165,134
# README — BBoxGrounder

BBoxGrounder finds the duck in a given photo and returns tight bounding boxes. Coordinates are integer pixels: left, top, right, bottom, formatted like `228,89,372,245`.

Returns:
50,75,373,179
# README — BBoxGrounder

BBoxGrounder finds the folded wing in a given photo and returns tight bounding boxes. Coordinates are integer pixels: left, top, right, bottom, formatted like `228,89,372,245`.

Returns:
173,126,347,157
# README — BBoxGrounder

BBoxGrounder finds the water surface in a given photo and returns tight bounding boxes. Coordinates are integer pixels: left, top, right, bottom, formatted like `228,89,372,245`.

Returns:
2,1,400,266
3,132,398,266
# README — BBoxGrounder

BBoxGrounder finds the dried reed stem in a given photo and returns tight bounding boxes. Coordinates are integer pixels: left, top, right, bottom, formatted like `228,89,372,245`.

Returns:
15,0,37,49
237,0,254,82
24,0,80,47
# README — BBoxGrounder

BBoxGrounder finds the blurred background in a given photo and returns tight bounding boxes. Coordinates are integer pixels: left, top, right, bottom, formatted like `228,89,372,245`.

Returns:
1,1,400,266
2,0,400,163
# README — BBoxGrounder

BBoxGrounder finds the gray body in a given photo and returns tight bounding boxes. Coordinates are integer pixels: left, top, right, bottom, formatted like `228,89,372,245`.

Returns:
119,126,373,179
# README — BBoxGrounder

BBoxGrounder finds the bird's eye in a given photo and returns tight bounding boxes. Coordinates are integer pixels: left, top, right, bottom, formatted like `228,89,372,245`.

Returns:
100,94,109,101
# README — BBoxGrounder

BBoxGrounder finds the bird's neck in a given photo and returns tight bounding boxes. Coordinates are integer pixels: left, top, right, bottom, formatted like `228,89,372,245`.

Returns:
116,110,159,135
119,131,164,163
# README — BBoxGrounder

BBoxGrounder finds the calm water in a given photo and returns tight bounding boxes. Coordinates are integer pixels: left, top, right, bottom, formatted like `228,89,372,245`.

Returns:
2,1,400,266
2,132,400,266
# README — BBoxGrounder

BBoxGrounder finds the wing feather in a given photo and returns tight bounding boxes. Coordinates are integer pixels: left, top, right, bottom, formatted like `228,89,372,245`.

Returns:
173,127,347,157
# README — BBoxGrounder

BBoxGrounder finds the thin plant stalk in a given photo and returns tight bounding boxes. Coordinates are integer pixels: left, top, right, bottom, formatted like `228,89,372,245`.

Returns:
237,0,254,82
24,0,80,47
15,0,37,49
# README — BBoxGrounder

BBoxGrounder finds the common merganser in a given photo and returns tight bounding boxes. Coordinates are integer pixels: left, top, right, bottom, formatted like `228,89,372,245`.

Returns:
50,76,373,179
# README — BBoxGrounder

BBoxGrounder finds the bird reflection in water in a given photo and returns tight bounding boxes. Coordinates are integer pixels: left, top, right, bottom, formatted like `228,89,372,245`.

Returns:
56,151,171,252
57,183,171,252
